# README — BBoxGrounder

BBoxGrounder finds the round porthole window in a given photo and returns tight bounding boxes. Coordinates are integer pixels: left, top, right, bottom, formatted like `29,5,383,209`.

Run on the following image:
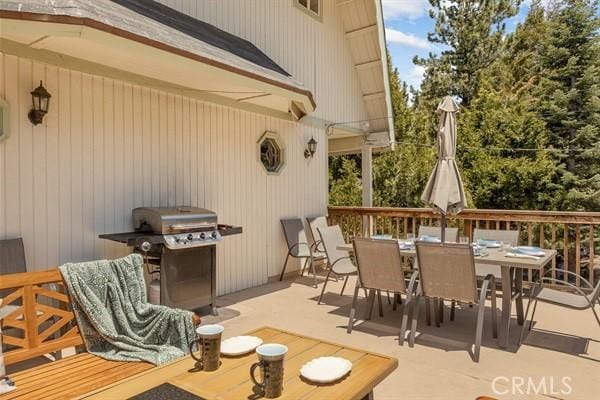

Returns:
258,131,285,174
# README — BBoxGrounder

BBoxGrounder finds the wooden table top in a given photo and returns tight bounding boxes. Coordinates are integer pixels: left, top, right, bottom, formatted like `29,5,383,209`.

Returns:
336,242,556,270
78,327,398,400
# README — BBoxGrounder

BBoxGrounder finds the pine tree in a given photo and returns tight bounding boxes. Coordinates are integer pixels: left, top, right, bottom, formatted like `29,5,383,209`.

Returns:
536,0,600,210
328,157,362,206
416,0,523,107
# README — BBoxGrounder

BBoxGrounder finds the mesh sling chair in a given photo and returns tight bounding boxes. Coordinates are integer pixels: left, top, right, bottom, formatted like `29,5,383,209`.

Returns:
348,238,419,346
519,269,600,345
417,226,459,242
415,226,459,326
307,216,328,253
411,242,498,362
316,225,357,304
279,218,326,287
473,228,520,280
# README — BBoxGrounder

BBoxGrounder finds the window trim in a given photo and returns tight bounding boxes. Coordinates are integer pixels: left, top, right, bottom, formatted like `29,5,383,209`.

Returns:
257,131,286,175
293,0,323,22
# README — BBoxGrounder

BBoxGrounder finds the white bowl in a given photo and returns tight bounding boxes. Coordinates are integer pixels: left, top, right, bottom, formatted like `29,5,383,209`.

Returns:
300,356,352,383
220,336,263,356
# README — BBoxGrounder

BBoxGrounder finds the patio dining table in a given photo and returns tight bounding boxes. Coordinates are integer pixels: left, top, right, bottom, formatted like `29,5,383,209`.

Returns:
336,242,557,348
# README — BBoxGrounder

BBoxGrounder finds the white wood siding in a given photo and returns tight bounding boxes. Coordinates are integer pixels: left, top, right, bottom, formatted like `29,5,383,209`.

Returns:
0,53,328,294
157,0,370,126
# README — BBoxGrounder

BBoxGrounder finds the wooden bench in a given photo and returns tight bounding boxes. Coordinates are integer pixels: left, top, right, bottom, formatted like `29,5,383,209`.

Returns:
0,269,156,399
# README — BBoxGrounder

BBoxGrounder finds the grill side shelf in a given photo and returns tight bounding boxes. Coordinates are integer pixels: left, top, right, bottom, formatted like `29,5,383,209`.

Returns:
218,224,243,236
99,232,165,247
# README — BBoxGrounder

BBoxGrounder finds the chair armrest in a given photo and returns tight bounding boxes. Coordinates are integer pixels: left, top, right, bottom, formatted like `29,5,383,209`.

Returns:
542,268,594,290
329,256,353,269
539,277,589,297
289,242,312,254
311,240,325,253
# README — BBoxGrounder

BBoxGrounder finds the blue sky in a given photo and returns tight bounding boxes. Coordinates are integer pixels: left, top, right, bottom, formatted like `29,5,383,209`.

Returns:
382,0,534,89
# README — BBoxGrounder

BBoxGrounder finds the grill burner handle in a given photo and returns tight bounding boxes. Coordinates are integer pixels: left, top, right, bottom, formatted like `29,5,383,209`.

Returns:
170,222,216,232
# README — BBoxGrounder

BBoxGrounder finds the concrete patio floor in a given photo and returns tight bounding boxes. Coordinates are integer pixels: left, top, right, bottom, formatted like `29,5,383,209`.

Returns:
207,271,600,400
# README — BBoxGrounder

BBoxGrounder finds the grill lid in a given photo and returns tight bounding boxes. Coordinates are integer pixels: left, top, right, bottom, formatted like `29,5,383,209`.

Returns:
133,206,217,234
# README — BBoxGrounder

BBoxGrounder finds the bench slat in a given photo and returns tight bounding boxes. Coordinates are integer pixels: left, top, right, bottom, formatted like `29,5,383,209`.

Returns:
2,354,153,400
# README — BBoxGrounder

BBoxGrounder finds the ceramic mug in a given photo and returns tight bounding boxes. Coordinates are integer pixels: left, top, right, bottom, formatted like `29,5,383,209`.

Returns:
250,343,288,398
189,324,224,371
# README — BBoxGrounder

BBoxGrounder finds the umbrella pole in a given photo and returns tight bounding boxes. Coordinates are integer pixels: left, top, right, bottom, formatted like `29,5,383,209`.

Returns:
441,214,446,243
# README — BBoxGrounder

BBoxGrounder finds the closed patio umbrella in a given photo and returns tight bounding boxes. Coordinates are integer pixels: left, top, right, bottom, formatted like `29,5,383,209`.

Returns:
421,96,467,242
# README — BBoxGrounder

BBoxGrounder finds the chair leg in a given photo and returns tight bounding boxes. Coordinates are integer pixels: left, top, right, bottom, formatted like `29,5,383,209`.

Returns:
450,300,456,321
519,293,536,346
347,283,361,334
377,290,384,317
474,300,485,363
592,306,600,328
490,281,498,339
409,296,421,347
300,257,309,277
392,294,398,311
279,252,291,281
439,299,444,323
433,299,441,327
425,298,432,326
340,275,349,296
309,258,318,288
387,290,391,304
399,293,414,346
318,269,332,305
366,289,376,320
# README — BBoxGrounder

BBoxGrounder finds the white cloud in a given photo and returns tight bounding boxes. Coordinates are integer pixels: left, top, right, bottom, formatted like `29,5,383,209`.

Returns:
385,28,430,49
382,0,430,21
406,65,426,87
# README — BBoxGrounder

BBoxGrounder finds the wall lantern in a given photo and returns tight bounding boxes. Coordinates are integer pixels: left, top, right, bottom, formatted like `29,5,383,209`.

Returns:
304,136,317,159
28,81,51,125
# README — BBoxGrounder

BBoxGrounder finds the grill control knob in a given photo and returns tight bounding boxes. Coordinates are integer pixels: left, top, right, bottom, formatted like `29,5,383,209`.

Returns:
211,231,218,239
187,233,194,241
199,232,206,240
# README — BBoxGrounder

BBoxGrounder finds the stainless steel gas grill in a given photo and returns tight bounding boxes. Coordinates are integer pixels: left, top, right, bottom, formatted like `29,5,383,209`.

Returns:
100,206,242,315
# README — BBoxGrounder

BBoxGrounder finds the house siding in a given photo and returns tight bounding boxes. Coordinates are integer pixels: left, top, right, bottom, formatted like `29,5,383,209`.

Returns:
0,1,369,295
0,52,328,294
156,0,370,125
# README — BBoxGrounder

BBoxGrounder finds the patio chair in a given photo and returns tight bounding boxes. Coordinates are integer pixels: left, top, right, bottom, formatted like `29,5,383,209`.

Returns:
279,218,326,287
473,228,519,280
415,226,459,325
411,242,498,362
307,216,328,253
348,238,419,346
519,269,600,345
316,225,357,304
417,226,459,242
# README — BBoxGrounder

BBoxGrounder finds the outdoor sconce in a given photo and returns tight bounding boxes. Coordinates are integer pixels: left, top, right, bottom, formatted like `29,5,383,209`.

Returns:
304,136,317,159
28,81,51,125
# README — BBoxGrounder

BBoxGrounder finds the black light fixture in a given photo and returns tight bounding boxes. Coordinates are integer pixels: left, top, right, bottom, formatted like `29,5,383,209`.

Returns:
28,80,51,125
304,136,317,159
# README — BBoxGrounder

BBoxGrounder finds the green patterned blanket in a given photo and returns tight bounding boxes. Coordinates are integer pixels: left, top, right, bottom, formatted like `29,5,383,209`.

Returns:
59,254,196,365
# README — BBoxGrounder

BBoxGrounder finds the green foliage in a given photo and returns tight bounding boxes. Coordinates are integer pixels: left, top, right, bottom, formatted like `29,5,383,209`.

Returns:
535,0,600,210
328,156,362,206
328,0,599,212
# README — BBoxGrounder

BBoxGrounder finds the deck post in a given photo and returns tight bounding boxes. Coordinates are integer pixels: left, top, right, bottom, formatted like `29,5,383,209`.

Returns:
361,146,373,237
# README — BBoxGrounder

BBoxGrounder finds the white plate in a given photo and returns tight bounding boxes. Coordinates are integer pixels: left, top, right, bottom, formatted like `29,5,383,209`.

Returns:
514,246,545,257
300,356,352,383
220,336,263,356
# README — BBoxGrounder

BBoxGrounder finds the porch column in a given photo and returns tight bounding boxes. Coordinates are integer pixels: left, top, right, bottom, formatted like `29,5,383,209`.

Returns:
361,146,373,206
361,146,373,237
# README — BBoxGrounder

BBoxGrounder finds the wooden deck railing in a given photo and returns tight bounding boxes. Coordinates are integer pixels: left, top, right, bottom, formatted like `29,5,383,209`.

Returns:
328,206,600,288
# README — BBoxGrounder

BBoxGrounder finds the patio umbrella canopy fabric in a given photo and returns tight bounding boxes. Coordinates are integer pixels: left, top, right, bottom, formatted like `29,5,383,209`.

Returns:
421,96,467,242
